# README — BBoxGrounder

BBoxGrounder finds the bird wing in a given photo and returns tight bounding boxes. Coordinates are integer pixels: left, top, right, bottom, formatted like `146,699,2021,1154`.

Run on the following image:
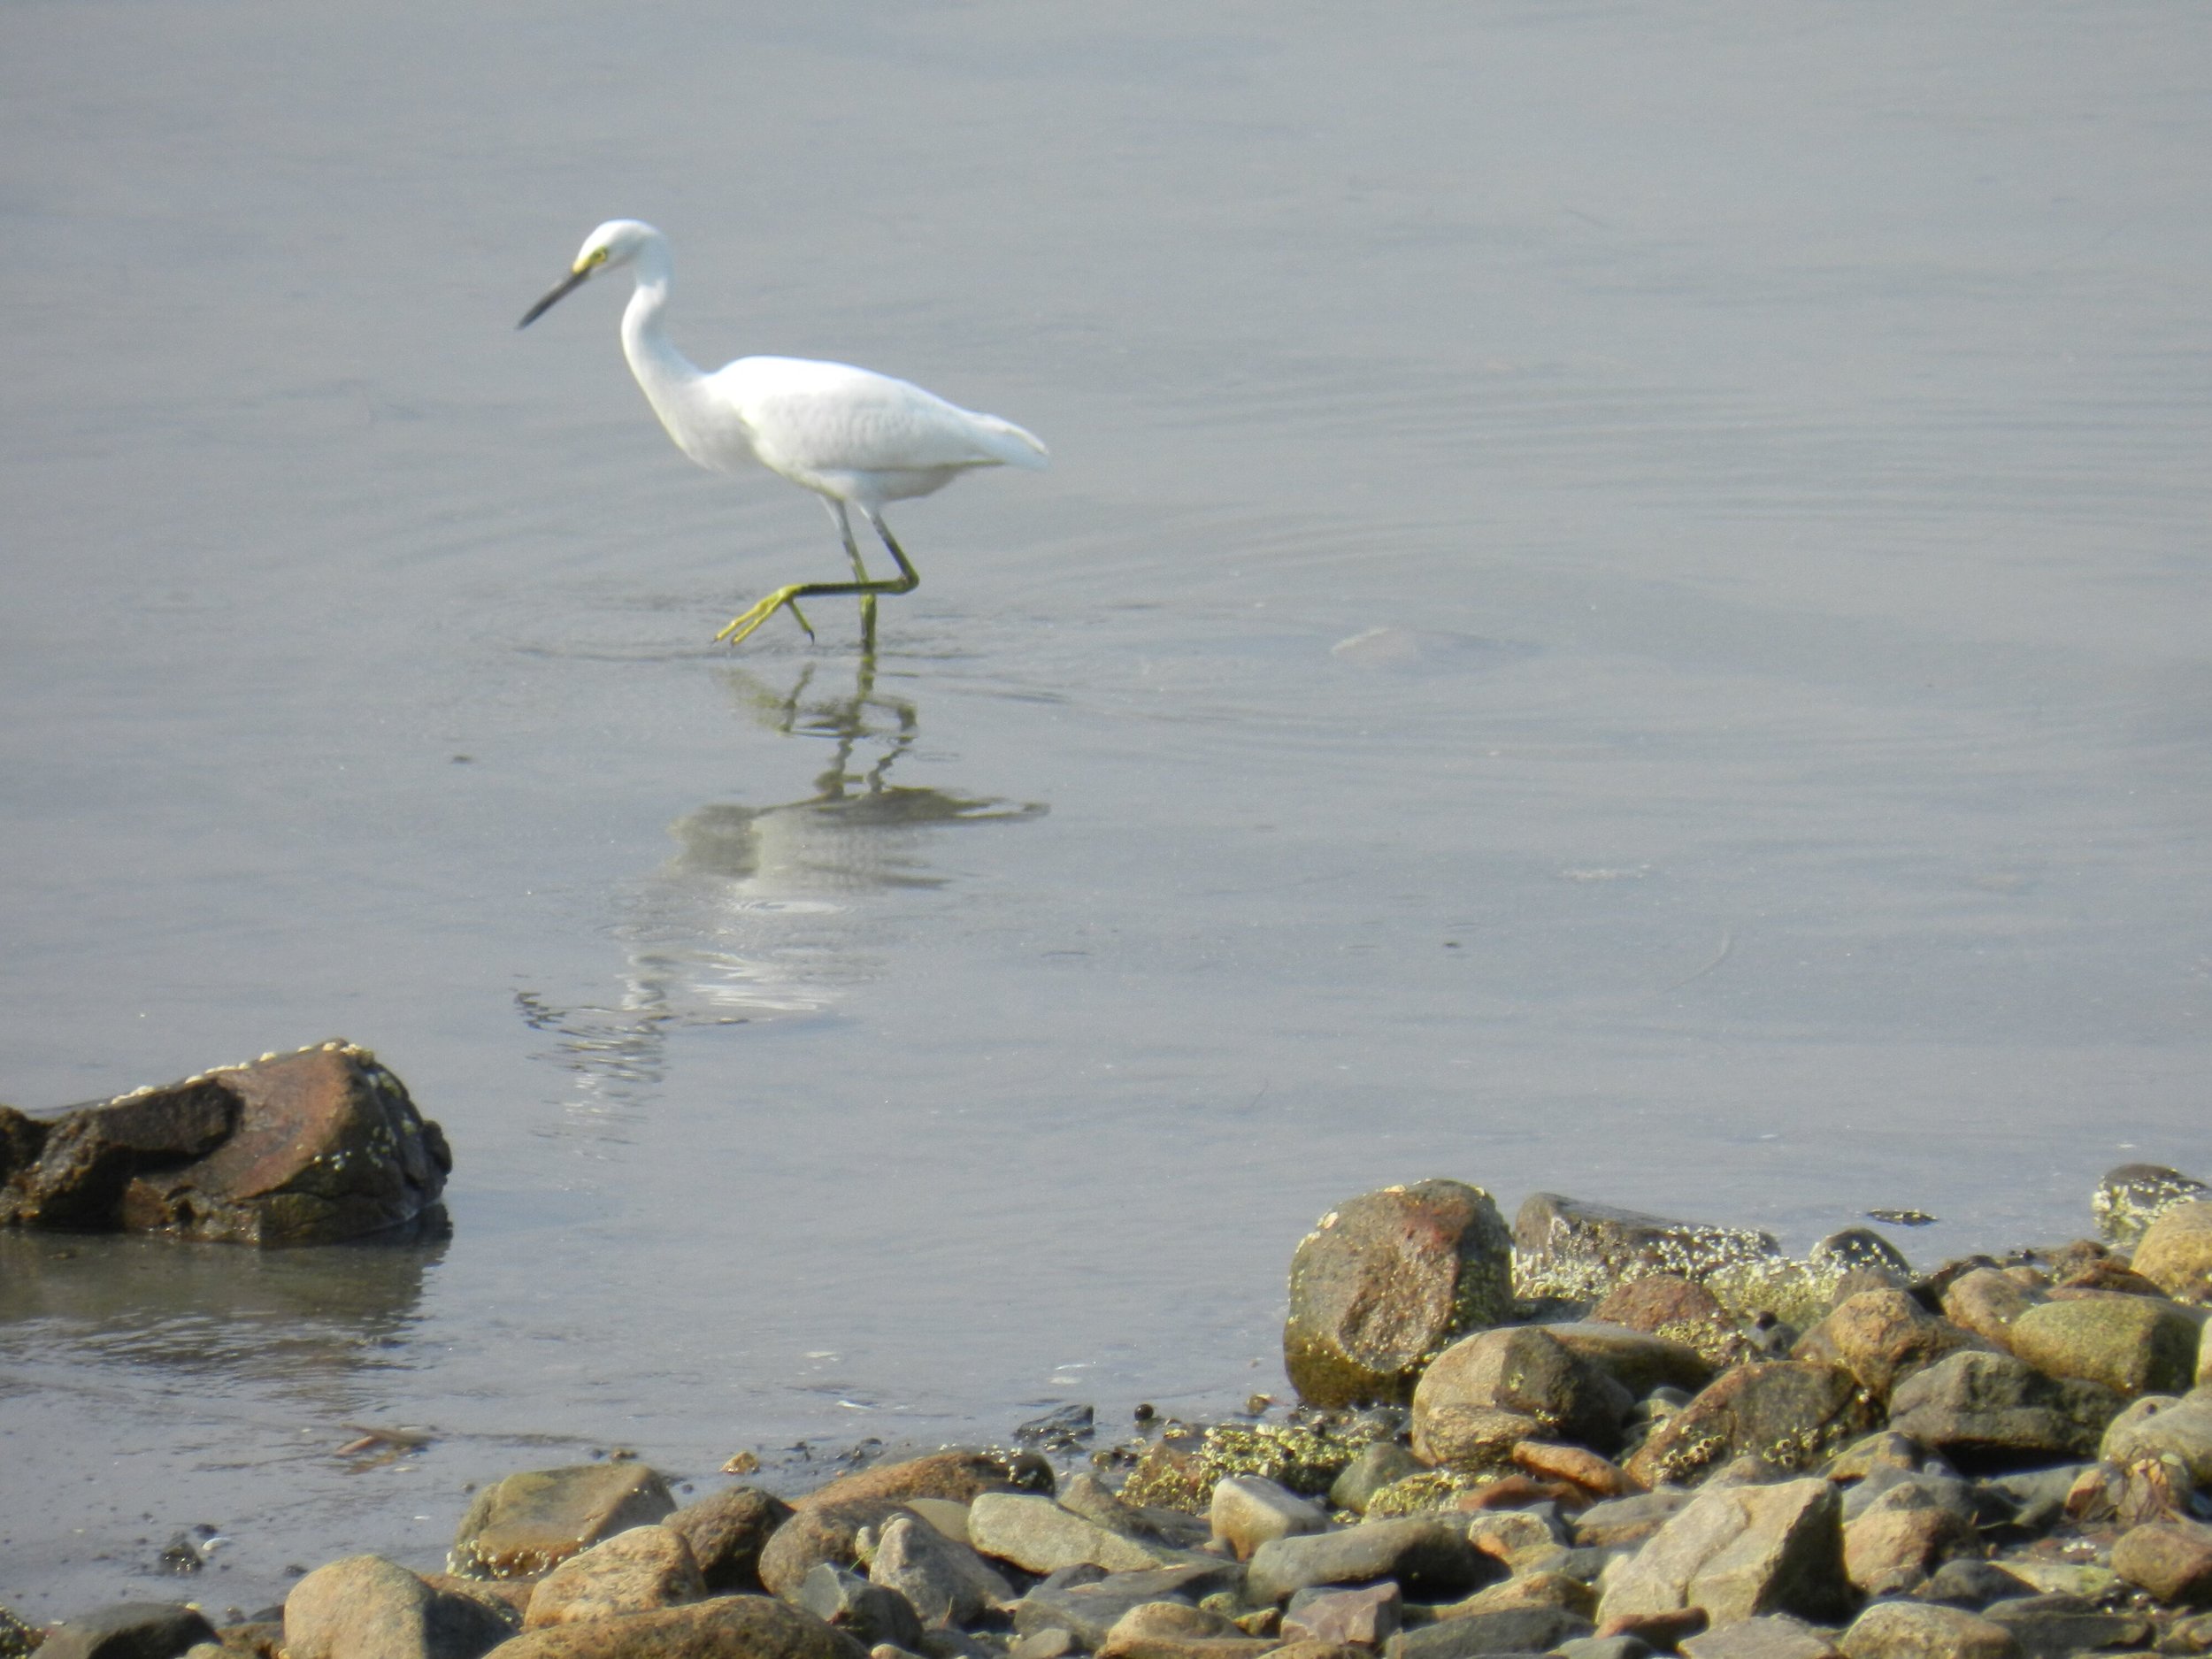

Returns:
715,357,1047,480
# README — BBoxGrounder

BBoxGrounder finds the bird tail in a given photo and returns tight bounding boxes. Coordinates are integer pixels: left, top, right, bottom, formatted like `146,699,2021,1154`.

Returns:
971,414,1050,471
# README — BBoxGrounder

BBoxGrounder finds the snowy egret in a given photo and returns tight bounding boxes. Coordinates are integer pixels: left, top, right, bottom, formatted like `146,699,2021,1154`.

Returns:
518,219,1048,650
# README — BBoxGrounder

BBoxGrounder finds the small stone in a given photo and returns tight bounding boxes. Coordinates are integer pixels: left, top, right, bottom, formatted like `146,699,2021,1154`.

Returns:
1411,1326,1633,1465
449,1463,677,1579
1680,1613,1842,1659
1282,1584,1402,1647
1913,1560,2037,1609
1331,1444,1426,1515
762,1501,923,1599
1573,1490,1696,1550
865,1513,1014,1629
1598,1609,1710,1650
1595,1476,1853,1629
524,1525,704,1628
1938,1272,2039,1348
1978,1594,2151,1659
1284,1181,1517,1408
2110,1517,2212,1605
2101,1394,2212,1485
1435,1571,1595,1618
2133,1202,2212,1304
2004,1297,2200,1397
1841,1489,1980,1597
1838,1601,2019,1659
1462,1507,1568,1571
796,1566,923,1653
802,1452,1048,1513
1011,1564,1244,1651
286,1556,512,1659
1209,1475,1328,1561
1010,1632,1075,1659
1594,1275,1748,1370
1246,1517,1493,1604
1512,1440,1640,1501
37,1605,220,1659
667,1485,795,1592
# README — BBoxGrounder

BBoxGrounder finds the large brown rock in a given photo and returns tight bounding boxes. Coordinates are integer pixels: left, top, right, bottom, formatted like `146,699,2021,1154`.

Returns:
758,1498,918,1599
1594,1476,1853,1628
2129,1202,2212,1303
483,1594,865,1659
285,1555,513,1659
1284,1180,1515,1408
525,1525,706,1628
0,1043,449,1245
1624,1361,1877,1488
1838,1601,2019,1659
795,1449,1047,1511
2004,1296,2200,1397
2110,1517,2212,1605
1411,1325,1633,1464
449,1464,679,1579
1792,1291,1991,1402
667,1486,795,1593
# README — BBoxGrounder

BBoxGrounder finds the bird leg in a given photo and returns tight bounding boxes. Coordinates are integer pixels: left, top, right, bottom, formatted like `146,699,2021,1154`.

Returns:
714,507,919,650
831,501,879,653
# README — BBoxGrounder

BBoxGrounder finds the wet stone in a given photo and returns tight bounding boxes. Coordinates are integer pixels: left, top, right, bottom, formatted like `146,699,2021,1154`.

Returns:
1513,1194,1787,1306
449,1463,678,1579
38,1605,220,1659
667,1485,795,1593
1332,1444,1427,1516
286,1555,513,1659
803,1452,1048,1513
1284,1180,1517,1408
2094,1166,2211,1250
2110,1517,2212,1605
1912,1560,2038,1610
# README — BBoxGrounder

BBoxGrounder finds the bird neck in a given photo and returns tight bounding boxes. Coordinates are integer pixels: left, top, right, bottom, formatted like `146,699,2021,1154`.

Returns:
618,242,712,448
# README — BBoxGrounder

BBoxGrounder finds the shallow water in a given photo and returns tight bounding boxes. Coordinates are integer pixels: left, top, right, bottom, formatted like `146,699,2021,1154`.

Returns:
4,0,2212,1621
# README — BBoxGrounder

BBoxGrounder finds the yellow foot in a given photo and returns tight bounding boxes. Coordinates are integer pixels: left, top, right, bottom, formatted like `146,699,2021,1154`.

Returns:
715,588,816,647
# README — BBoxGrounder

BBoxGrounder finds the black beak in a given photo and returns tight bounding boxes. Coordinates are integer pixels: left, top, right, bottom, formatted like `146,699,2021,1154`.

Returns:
518,266,592,330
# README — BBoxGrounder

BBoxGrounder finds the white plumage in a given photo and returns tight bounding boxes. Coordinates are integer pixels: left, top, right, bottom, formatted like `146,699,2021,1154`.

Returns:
519,219,1048,649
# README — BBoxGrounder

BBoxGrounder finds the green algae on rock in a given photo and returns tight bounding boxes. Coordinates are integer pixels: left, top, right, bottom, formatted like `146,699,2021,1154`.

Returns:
1116,1415,1397,1512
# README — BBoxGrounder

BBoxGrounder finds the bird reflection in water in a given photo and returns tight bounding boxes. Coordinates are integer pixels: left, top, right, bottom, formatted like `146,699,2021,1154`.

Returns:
520,657,1044,1122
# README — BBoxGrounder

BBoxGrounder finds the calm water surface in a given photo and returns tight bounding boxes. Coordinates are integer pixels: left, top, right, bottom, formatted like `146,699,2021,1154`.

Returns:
4,0,2210,1620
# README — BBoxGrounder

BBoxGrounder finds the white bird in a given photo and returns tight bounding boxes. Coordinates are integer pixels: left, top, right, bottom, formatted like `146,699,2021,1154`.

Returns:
518,219,1048,650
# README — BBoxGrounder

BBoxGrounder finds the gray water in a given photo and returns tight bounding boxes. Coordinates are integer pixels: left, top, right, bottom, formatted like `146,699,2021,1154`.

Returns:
4,0,2210,1621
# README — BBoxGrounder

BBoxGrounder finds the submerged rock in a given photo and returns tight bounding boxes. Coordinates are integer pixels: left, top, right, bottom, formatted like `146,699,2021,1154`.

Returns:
1284,1180,1516,1408
2094,1165,2210,1249
0,1042,449,1246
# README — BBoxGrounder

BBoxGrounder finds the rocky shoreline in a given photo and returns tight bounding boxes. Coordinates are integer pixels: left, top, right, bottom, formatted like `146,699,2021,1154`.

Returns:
8,1164,2212,1659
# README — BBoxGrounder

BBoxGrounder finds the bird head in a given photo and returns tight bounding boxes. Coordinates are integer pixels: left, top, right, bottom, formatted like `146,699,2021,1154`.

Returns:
517,219,662,330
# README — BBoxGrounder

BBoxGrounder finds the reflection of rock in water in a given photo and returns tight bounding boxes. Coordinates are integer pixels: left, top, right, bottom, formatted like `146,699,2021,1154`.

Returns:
523,661,1044,1118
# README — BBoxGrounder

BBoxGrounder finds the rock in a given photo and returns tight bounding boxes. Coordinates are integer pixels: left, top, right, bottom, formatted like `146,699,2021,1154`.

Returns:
1437,1571,1595,1617
1546,1323,1719,1400
1599,1608,1711,1651
1386,1607,1594,1659
1332,1444,1427,1515
37,1605,220,1659
1059,1473,1210,1549
2099,1392,2212,1484
2110,1517,2212,1604
1884,1352,2123,1471
668,1486,795,1592
1411,1327,1634,1464
1824,1433,1950,1486
2134,1202,2212,1304
1912,1561,2036,1610
1594,1477,1853,1628
762,1500,920,1599
1284,1181,1517,1408
1514,1194,1789,1305
1938,1273,2038,1349
1836,1468,1976,1527
1209,1475,1328,1561
525,1525,706,1628
1791,1293,1991,1402
1011,1564,1244,1650
1558,1640,1655,1659
449,1463,678,1579
1282,1584,1402,1647
481,1594,868,1659
1680,1614,1842,1659
286,1556,512,1659
1462,1508,1569,1571
1809,1232,1916,1292
1513,1440,1640,1502
1840,1486,1980,1597
1978,1594,2151,1659
0,1045,449,1244
1838,1601,2018,1659
795,1566,924,1653
1011,1633,1077,1659
1118,1418,1392,1513
1594,1276,1748,1370
802,1452,1048,1512
1247,1517,1494,1604
969,1492,1194,1575
1624,1362,1876,1488
2094,1166,2210,1248
1096,1601,1263,1659
1574,1491,1697,1550
2003,1297,2199,1396
864,1514,1013,1629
